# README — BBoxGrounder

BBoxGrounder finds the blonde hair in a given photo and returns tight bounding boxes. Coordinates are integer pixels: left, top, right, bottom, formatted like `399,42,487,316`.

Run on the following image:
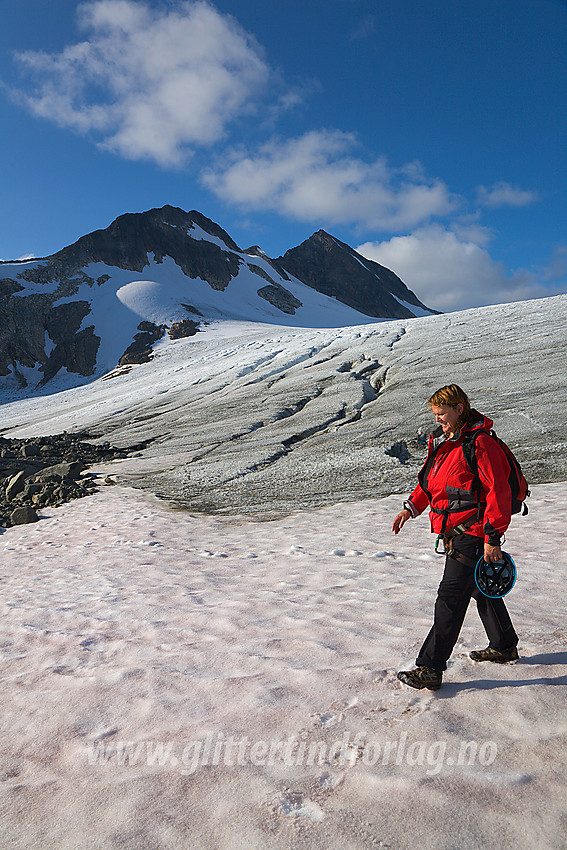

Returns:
428,384,472,425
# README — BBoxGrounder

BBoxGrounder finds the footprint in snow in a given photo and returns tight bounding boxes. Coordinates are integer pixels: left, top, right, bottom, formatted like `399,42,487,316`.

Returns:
314,712,343,728
277,791,325,821
318,771,344,791
396,696,433,719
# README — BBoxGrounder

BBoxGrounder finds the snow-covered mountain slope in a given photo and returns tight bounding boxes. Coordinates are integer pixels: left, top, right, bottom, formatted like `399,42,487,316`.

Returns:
0,255,376,398
0,206,434,398
2,294,566,516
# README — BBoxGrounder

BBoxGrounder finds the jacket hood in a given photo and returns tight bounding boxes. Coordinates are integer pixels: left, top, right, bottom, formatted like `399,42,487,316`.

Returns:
463,409,493,433
430,409,493,445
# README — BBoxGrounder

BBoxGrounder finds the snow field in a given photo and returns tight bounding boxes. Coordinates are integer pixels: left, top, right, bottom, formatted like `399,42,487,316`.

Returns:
0,482,565,849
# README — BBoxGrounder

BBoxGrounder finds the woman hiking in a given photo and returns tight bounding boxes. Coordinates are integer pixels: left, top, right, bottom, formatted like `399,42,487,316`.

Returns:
392,384,519,690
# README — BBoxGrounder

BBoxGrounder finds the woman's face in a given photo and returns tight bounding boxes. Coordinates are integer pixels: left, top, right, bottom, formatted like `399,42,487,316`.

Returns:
431,403,464,437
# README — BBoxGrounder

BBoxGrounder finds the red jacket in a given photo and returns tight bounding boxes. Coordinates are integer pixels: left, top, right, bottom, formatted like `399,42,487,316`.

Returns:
407,411,512,543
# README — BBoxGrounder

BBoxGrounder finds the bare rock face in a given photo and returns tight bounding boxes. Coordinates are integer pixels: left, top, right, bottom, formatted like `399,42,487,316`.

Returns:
119,322,166,366
42,301,101,384
168,319,199,340
277,230,435,319
53,205,243,290
257,284,303,315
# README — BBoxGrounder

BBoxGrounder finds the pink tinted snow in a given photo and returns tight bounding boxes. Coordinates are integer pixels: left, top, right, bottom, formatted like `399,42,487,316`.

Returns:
0,483,564,849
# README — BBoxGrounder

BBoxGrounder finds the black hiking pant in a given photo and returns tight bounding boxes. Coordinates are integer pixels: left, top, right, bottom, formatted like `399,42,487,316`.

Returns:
416,533,518,673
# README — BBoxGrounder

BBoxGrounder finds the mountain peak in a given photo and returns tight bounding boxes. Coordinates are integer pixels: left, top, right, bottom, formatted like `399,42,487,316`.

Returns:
277,231,434,320
0,206,436,396
49,205,242,275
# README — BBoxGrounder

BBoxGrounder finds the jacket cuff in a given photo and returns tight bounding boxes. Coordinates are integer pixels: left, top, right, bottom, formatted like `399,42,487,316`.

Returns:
487,533,502,546
403,500,419,518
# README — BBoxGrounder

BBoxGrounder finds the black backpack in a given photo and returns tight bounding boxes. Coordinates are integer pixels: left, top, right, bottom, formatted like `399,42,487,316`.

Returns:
461,429,530,516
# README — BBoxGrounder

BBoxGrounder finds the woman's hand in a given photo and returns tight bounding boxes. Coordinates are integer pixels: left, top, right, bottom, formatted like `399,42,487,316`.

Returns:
484,543,503,563
392,509,411,534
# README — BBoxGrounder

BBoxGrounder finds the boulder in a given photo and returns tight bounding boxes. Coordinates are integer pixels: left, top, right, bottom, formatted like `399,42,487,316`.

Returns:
6,471,27,502
21,444,41,458
10,506,39,525
29,461,85,482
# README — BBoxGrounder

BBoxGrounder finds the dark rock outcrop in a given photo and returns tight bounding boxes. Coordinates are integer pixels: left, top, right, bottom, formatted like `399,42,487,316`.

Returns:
277,230,436,320
168,319,199,340
119,321,166,366
0,281,100,386
385,440,411,464
0,433,142,527
257,284,303,315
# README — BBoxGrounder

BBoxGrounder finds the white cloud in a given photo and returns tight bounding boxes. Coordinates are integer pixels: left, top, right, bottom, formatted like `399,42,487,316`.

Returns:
14,0,270,166
202,130,456,231
476,181,540,208
450,218,495,248
357,226,566,312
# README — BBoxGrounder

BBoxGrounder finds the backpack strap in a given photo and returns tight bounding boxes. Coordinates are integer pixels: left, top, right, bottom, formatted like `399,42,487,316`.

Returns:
460,428,489,478
460,429,487,515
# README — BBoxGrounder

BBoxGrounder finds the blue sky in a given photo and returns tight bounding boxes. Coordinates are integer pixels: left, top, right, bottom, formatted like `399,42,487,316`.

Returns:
1,0,565,311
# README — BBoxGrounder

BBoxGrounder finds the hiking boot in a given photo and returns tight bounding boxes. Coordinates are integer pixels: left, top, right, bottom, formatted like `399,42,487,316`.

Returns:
397,666,442,690
469,645,519,663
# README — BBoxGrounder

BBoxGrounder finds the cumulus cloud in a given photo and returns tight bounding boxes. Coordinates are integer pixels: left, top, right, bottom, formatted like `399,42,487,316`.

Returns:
476,181,540,208
450,218,495,248
13,0,270,166
202,130,456,231
357,226,566,312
